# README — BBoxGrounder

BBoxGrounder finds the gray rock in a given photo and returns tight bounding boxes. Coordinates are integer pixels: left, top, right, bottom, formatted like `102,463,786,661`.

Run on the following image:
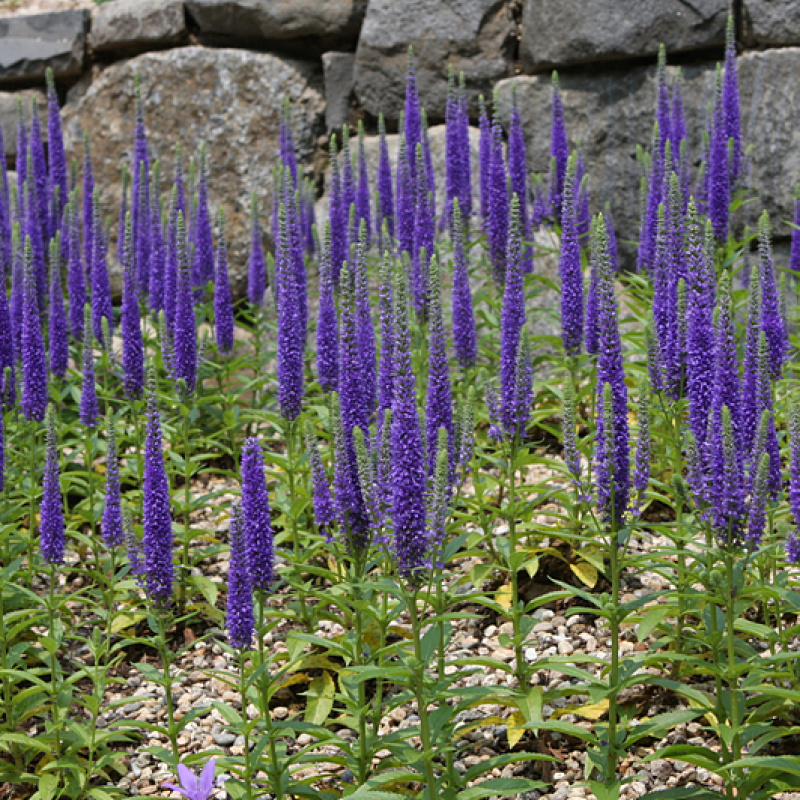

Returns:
0,89,46,158
322,51,355,132
742,0,800,45
354,0,514,122
0,10,89,85
185,0,367,53
62,46,325,293
93,0,187,54
520,0,728,71
211,729,237,746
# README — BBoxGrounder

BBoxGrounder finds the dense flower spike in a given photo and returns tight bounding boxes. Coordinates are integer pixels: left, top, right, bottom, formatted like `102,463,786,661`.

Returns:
638,122,664,273
148,165,166,313
192,145,214,290
121,212,144,399
788,401,800,563
48,235,68,380
355,121,371,246
585,216,600,355
708,66,730,241
593,214,629,524
143,368,173,603
478,96,491,231
425,254,453,476
487,119,509,283
247,192,266,306
316,223,339,393
305,423,336,533
757,211,787,378
633,375,652,514
740,265,762,458
561,380,582,491
501,195,527,434
45,69,67,229
341,128,356,246
723,16,742,185
752,331,781,498
390,266,427,578
227,502,254,650
508,89,533,272
214,209,234,355
376,114,394,246
20,236,47,422
66,193,85,341
404,48,422,187
29,100,49,251
101,413,123,548
240,437,274,592
40,406,65,564
559,155,583,356
354,222,377,417
549,72,569,221
377,249,395,420
328,135,346,284
173,211,198,394
451,198,477,369
791,194,800,277
396,133,415,258
91,191,114,345
275,204,304,420
80,305,99,428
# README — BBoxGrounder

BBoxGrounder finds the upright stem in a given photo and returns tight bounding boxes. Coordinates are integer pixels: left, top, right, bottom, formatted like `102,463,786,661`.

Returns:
239,650,254,800
723,549,742,792
507,438,528,687
286,419,311,631
606,525,621,783
255,597,283,800
47,564,62,768
178,408,192,612
154,610,180,766
26,420,39,586
408,590,438,799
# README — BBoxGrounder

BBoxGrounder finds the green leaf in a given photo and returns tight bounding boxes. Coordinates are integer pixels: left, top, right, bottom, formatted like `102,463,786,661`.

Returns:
38,773,59,800
638,790,727,800
636,606,671,641
304,671,335,726
457,778,546,800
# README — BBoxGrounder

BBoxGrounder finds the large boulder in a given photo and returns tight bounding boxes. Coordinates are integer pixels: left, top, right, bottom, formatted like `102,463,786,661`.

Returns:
520,0,728,72
185,0,367,55
62,46,325,293
92,0,188,55
322,52,355,132
354,0,514,122
0,10,89,86
742,0,800,46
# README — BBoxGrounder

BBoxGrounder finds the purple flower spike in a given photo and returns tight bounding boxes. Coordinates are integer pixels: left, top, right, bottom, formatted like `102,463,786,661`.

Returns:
404,47,422,186
101,413,123,548
549,73,569,222
240,437,274,592
478,96,491,232
316,223,338,393
411,143,433,314
396,133,415,259
45,69,67,228
788,401,800,562
163,759,226,800
143,368,173,604
757,210,787,379
708,66,730,242
48,234,68,380
354,222,377,417
66,193,85,342
226,502,254,650
40,406,65,564
214,209,234,356
247,192,266,306
355,121,371,247
376,114,394,247
790,195,800,278
91,191,114,346
305,423,335,535
328,135,346,285
488,119,509,283
80,305,99,428
192,145,214,290
559,155,583,356
20,235,47,422
173,211,197,395
377,251,395,420
451,198,477,369
390,267,427,580
723,16,742,185
508,89,533,273
121,212,144,400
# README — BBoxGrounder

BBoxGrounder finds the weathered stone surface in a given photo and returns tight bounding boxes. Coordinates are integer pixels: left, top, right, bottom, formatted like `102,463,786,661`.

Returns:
185,0,367,53
0,89,46,158
0,10,89,85
93,0,187,54
62,46,325,293
520,0,728,72
354,0,514,122
742,0,800,45
322,52,355,132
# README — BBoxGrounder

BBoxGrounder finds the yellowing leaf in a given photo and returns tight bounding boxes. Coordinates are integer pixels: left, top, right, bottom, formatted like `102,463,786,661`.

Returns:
455,715,506,740
574,699,609,720
276,672,311,691
304,671,335,726
496,584,513,612
110,612,147,634
506,711,526,748
570,561,598,588
523,556,540,579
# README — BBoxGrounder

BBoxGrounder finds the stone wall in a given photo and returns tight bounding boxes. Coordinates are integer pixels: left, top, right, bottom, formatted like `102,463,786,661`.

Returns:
3,0,800,287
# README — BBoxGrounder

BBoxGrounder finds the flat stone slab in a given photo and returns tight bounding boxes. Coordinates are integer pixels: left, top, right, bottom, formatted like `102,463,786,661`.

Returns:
742,0,800,46
93,0,187,54
0,10,89,85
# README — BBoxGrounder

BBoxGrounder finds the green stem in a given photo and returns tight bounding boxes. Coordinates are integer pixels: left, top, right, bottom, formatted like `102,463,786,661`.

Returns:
507,438,528,688
606,525,621,784
723,549,742,792
256,597,284,800
47,564,62,768
285,419,311,631
239,650,254,800
154,610,180,766
26,420,38,587
178,408,192,613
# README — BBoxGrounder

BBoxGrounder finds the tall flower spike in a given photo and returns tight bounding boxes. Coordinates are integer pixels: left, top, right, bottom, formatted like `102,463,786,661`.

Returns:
29,98,49,248
723,16,742,185
316,222,339,393
48,233,68,380
121,211,144,399
501,194,526,435
118,166,130,268
425,254,453,477
376,114,394,246
80,305,99,428
753,331,781,499
330,391,366,547
740,263,762,458
451,198,477,369
559,155,583,356
143,367,173,603
275,203,304,420
328,135,346,285
354,220,377,417
214,208,234,356
173,210,197,395
20,235,47,422
355,120,371,246
708,65,730,241
148,165,166,313
655,45,671,156
396,132,415,258
240,437,274,592
758,210,787,378
227,501,254,650
411,142,433,314
341,128,356,247
40,405,64,564
66,192,85,341
248,191,266,306
101,412,123,547
488,118,509,283
562,379,582,491
711,270,741,438
377,247,395,421
478,95,491,231
585,215,600,355
791,194,800,277
45,69,67,228
638,122,664,273
549,72,569,221
593,214,629,524
91,190,114,344
633,374,652,514
787,400,800,563
390,265,427,579
192,144,214,290
305,423,335,534
404,47,421,187
508,87,532,273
